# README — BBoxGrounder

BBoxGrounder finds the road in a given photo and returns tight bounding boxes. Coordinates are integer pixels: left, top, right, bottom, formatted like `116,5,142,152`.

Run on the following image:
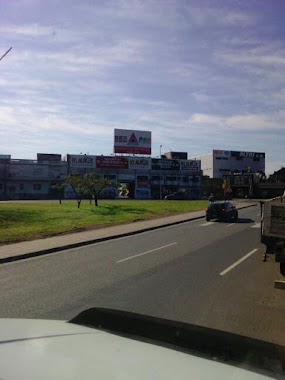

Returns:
0,206,284,346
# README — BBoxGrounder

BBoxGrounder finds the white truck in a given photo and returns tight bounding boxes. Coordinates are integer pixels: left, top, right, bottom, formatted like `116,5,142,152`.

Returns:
260,193,285,276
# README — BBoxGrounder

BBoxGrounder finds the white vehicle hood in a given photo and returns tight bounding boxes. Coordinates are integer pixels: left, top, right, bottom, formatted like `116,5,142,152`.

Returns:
0,319,276,380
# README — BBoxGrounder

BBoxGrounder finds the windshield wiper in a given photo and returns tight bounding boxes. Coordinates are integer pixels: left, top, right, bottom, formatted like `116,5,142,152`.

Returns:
69,307,285,379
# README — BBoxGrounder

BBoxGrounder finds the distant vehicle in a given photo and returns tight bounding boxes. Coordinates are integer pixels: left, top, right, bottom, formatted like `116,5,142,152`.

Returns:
164,191,189,200
206,201,238,222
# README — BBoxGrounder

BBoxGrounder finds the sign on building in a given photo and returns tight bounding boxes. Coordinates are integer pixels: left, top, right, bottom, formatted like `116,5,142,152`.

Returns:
129,157,151,170
151,159,180,171
68,155,96,168
114,129,151,155
96,156,129,169
180,160,201,172
213,150,265,159
231,151,265,159
0,154,11,161
136,175,151,199
213,150,231,157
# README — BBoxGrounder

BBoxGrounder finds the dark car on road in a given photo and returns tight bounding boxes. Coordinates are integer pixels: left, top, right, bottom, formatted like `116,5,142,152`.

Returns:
164,191,189,200
206,201,238,222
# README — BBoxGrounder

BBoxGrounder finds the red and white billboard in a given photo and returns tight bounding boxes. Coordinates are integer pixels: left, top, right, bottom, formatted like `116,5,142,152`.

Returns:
96,156,129,169
114,129,151,155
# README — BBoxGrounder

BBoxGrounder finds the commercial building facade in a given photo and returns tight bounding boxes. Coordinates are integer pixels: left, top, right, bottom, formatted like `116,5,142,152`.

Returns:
196,149,265,178
0,153,202,200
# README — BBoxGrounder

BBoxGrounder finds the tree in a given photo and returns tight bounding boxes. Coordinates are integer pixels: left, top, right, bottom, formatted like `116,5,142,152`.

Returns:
83,173,118,207
63,174,86,208
50,181,66,204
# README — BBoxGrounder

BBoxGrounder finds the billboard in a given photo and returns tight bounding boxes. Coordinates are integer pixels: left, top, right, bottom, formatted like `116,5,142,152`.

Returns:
37,153,61,162
114,129,151,155
68,155,96,168
151,159,180,171
96,156,129,169
180,160,201,172
129,157,151,170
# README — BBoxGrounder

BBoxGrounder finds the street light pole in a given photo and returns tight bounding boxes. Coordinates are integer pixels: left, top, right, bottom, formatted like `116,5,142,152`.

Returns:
159,146,162,199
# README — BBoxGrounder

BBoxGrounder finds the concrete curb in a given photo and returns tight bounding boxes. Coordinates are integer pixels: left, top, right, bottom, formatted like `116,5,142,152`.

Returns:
0,203,257,265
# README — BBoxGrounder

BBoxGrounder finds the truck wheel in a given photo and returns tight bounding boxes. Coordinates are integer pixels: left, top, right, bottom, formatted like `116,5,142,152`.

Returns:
280,263,285,276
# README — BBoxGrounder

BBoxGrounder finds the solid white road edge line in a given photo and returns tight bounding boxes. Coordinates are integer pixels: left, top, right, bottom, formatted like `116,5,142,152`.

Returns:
227,223,235,227
219,248,258,276
116,242,177,263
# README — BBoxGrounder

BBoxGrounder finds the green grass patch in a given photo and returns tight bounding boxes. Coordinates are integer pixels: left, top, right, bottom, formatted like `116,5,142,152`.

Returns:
0,200,208,245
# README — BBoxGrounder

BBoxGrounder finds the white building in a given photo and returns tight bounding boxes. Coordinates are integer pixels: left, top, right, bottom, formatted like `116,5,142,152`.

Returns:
195,150,265,178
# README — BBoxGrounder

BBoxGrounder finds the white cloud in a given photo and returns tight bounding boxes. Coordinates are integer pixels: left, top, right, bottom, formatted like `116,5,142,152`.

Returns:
219,49,285,67
187,112,284,132
1,24,54,37
187,7,256,27
7,37,150,74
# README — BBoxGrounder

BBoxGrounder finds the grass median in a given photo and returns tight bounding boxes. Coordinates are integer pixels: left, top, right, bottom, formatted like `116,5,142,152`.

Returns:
0,200,208,245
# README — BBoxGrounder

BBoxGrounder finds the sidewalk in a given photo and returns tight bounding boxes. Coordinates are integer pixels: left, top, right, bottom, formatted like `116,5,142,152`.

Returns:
0,201,257,264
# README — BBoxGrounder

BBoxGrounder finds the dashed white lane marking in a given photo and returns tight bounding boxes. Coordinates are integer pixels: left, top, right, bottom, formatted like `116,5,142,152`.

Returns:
251,222,261,228
219,248,258,276
227,223,236,227
200,222,215,226
116,242,177,263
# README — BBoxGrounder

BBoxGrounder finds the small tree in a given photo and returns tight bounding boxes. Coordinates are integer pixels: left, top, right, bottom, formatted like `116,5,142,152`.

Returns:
51,181,66,204
63,174,86,208
84,173,118,207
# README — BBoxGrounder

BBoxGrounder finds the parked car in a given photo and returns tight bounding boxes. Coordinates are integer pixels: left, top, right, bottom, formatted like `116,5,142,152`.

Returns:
206,201,238,222
164,191,189,200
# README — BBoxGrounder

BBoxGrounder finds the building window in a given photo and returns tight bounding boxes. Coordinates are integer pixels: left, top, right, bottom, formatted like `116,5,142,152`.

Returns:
20,183,24,191
9,186,16,193
0,183,3,191
181,176,188,183
33,184,42,191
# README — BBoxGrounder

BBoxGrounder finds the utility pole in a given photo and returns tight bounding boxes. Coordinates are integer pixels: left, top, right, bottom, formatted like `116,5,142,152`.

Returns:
1,47,12,199
0,47,12,62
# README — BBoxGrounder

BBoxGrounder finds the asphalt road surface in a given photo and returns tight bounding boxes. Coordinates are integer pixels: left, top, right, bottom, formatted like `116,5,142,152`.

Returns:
0,206,284,346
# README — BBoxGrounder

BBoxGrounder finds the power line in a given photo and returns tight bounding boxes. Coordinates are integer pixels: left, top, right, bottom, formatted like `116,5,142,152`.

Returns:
0,47,12,62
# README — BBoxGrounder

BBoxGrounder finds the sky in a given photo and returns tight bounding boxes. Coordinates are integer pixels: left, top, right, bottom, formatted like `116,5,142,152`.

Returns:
0,0,285,174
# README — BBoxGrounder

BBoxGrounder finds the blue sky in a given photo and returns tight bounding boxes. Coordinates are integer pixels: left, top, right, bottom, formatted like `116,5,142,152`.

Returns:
0,0,284,174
